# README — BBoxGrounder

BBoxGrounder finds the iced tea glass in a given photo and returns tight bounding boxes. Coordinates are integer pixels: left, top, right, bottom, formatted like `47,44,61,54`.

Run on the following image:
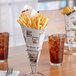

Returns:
48,34,65,66
0,32,9,62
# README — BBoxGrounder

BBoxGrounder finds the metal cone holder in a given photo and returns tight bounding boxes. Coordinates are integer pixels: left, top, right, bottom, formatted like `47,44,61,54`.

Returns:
64,10,76,55
21,26,46,76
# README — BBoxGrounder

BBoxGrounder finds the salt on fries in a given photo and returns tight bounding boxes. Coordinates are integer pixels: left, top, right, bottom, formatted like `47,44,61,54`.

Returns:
17,13,49,30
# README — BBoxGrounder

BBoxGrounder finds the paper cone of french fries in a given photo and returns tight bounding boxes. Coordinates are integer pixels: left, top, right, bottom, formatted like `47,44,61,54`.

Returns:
17,5,49,65
61,7,76,30
61,7,76,46
21,25,46,65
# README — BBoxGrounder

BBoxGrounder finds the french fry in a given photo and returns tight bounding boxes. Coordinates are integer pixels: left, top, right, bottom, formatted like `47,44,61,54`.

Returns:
40,15,45,26
31,17,36,29
24,14,31,25
61,7,73,15
39,25,42,30
20,15,31,28
21,14,29,24
37,19,40,30
43,17,49,28
17,20,24,26
17,19,27,27
19,16,27,24
20,13,25,19
36,16,41,29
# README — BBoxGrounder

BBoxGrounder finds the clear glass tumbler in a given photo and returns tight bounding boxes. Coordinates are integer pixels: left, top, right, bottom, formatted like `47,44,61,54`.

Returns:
48,34,65,66
0,32,9,62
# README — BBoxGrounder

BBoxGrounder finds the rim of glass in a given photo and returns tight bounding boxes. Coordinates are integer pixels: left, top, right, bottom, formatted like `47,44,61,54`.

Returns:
0,32,9,36
48,34,66,38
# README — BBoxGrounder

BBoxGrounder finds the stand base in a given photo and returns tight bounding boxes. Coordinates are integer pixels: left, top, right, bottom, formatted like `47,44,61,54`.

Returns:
64,49,76,55
25,72,44,76
0,59,7,62
50,62,62,66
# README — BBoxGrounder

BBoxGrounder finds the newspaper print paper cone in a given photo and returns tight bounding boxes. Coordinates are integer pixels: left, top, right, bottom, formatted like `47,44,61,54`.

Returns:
21,25,46,66
64,11,76,31
17,5,49,75
64,11,76,51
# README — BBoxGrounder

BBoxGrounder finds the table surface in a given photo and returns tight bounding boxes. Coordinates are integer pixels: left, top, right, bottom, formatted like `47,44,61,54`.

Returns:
0,41,76,76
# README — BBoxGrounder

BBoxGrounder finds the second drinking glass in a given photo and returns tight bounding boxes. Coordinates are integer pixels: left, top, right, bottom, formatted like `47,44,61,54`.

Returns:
0,32,9,62
48,34,65,66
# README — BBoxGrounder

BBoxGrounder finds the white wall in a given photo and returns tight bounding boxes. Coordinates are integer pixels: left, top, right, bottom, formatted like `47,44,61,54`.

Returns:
0,0,38,47
0,0,74,47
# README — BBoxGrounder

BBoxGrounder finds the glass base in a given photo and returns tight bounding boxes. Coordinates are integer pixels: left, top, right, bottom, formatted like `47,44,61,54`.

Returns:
64,49,76,55
0,59,7,62
25,72,44,76
50,62,62,66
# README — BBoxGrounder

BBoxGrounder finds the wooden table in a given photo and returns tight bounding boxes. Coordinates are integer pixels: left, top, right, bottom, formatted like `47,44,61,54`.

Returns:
0,41,76,76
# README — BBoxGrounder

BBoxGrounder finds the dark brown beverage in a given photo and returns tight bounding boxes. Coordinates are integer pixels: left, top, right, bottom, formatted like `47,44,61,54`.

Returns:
0,32,9,62
48,34,64,65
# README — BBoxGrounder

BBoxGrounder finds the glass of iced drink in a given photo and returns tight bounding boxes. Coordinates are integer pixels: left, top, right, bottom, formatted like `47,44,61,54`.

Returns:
48,34,65,66
0,32,9,62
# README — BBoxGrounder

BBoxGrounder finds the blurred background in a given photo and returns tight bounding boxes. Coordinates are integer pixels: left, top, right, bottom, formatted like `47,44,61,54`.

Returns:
0,0,75,47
